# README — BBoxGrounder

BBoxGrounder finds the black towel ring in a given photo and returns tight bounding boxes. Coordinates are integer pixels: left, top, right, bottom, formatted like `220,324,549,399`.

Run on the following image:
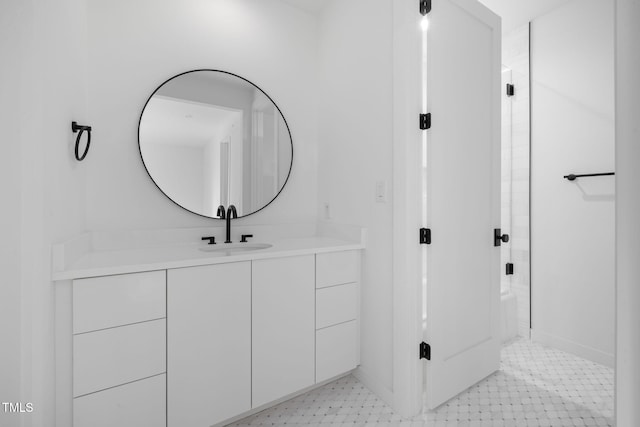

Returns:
72,121,92,161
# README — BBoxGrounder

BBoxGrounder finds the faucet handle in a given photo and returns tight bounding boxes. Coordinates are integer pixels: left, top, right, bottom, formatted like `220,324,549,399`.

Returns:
216,205,226,219
240,234,253,243
201,236,216,245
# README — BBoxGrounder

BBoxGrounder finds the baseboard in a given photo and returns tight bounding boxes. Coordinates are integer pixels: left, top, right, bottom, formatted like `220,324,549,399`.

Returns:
531,329,614,368
352,366,394,408
517,321,530,339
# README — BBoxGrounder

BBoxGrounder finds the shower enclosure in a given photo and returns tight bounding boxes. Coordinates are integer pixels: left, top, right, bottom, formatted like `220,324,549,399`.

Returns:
500,23,531,339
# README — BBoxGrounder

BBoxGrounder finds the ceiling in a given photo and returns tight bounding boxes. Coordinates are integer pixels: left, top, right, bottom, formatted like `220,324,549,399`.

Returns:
279,0,571,31
279,0,331,14
477,0,573,33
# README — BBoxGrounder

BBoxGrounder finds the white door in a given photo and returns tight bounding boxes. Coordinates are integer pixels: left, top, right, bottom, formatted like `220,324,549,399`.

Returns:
424,0,501,409
167,263,251,427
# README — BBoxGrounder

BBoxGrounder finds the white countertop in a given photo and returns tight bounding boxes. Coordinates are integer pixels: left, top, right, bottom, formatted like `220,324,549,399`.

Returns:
52,236,364,281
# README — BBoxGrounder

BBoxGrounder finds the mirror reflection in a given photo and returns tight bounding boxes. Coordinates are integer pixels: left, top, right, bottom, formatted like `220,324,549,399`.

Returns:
138,70,293,218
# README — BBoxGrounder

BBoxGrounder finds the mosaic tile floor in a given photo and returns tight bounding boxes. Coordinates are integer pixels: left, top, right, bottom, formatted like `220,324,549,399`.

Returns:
229,337,614,426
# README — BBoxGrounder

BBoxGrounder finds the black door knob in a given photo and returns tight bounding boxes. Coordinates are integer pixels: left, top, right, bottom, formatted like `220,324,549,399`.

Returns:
494,229,509,246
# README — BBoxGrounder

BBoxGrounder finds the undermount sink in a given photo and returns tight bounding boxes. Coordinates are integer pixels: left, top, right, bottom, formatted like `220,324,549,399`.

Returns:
199,243,272,254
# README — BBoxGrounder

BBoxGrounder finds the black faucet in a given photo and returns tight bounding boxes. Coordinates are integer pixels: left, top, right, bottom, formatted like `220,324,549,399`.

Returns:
225,205,237,243
216,205,226,219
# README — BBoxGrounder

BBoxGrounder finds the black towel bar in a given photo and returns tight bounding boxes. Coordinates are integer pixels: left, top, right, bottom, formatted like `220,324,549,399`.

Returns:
564,172,615,181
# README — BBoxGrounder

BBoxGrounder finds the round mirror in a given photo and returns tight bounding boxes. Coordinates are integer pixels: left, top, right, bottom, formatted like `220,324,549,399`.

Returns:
138,70,293,219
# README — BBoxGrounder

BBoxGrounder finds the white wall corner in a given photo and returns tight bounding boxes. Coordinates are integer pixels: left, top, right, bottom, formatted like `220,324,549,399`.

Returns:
353,366,394,408
316,220,367,246
51,233,91,277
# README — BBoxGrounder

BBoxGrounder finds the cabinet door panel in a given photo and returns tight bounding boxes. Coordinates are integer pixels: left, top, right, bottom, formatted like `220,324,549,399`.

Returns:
316,320,358,383
316,282,358,329
316,251,359,288
73,270,165,334
73,319,166,397
252,255,315,407
168,262,251,427
73,374,166,427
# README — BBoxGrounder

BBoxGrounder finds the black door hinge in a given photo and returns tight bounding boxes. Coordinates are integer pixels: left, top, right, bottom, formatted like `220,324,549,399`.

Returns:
420,342,431,360
420,0,431,15
420,228,431,245
506,263,514,275
506,84,515,97
494,228,509,247
420,113,431,130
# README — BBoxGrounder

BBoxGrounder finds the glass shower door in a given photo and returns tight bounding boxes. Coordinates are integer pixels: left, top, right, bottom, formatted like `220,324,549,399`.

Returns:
501,67,513,296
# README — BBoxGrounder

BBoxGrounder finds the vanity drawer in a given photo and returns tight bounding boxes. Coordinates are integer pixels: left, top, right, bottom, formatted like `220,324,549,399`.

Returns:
316,250,359,289
74,374,166,427
73,319,166,397
316,282,357,329
73,270,166,334
316,320,358,383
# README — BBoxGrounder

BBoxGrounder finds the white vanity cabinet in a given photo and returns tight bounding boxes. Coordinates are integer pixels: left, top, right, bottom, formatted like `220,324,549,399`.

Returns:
60,240,363,427
252,255,316,407
167,262,252,427
315,251,360,382
72,271,167,427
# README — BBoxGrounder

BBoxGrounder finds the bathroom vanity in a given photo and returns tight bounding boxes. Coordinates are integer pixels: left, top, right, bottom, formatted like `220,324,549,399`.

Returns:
50,67,364,427
53,234,363,427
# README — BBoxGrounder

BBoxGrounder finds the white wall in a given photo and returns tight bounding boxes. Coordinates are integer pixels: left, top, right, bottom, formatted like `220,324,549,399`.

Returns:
0,0,89,426
478,0,572,34
85,0,319,231
615,0,640,424
0,3,28,425
530,0,615,366
318,0,394,400
26,0,90,421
